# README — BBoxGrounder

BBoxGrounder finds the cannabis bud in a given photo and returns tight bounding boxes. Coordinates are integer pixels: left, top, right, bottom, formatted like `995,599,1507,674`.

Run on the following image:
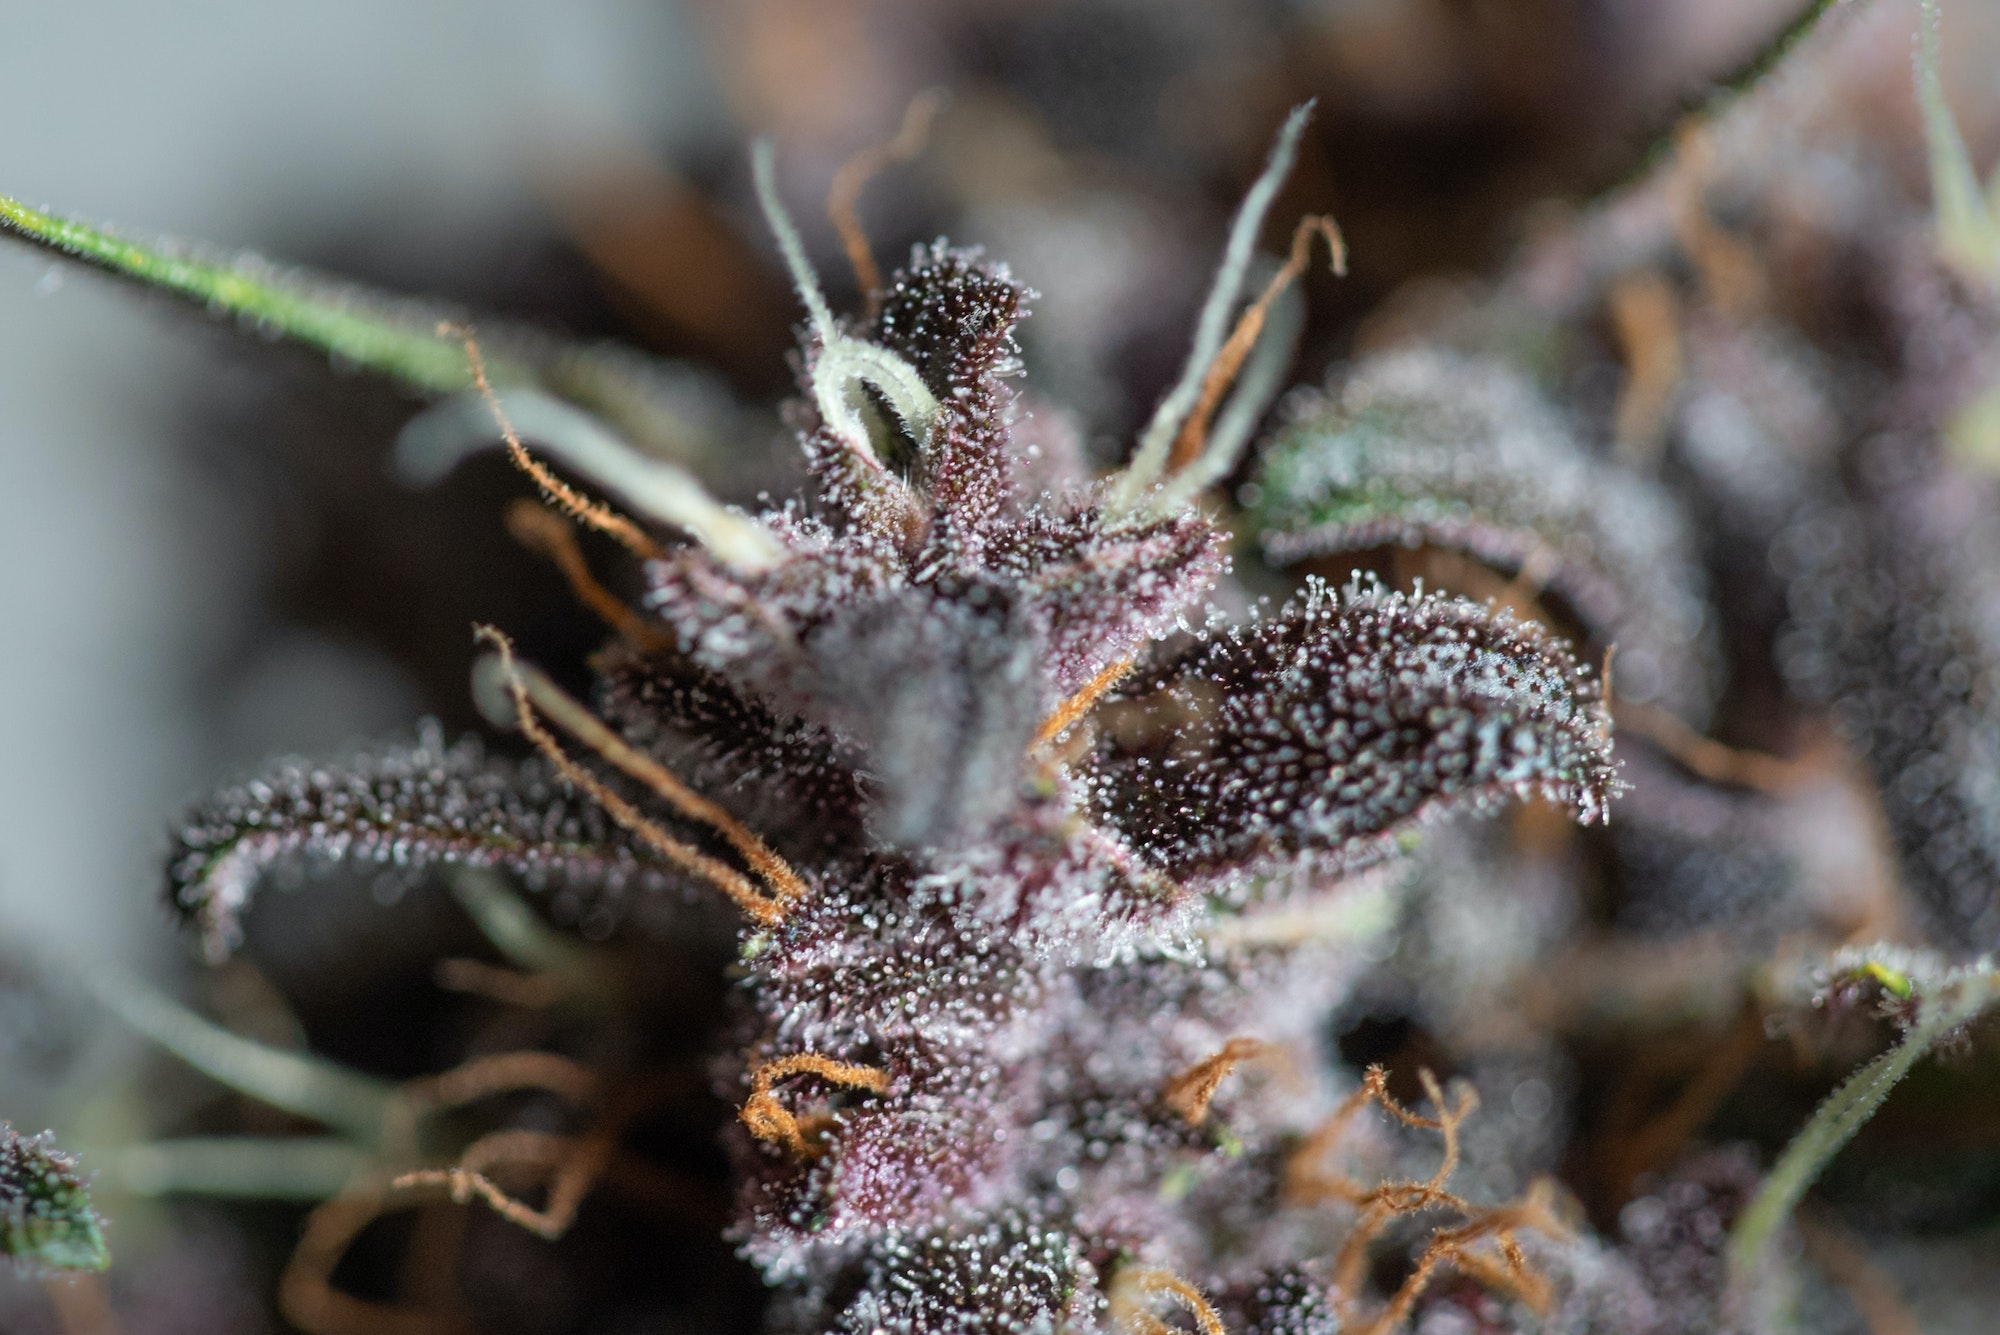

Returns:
1,1125,108,1274
13,5,2000,1330
140,113,1616,1332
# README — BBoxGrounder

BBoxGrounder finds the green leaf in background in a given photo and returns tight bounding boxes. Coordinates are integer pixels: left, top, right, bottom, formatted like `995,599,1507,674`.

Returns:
1249,347,1720,724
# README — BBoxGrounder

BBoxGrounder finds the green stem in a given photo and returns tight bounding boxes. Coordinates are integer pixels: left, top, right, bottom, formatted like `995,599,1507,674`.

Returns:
84,967,395,1146
1916,0,2000,279
0,193,527,392
0,192,747,510
98,1136,370,1200
1697,0,1846,117
1727,964,2000,1284
1594,0,1854,201
447,866,613,1000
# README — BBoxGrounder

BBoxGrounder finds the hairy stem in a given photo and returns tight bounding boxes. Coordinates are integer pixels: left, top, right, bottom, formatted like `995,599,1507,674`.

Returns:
1727,961,2000,1284
0,194,514,391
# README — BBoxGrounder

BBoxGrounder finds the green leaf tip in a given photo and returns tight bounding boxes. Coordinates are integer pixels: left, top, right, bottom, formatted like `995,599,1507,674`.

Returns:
1857,959,1914,1000
1727,951,2000,1290
1916,0,2000,282
0,192,506,393
1,1124,109,1273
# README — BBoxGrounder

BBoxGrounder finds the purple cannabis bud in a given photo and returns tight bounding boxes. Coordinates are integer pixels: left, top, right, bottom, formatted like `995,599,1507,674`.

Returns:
12,7,2000,1330
154,209,1617,1330
1775,240,2000,949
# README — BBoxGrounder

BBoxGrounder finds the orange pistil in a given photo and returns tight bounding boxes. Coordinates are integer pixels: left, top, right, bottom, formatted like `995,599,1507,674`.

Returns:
475,625,793,925
504,500,675,652
443,323,664,561
1108,1266,1229,1335
739,1054,891,1158
1163,1037,1274,1125
828,89,948,316
1167,215,1346,472
1286,1066,1567,1334
1032,656,1134,753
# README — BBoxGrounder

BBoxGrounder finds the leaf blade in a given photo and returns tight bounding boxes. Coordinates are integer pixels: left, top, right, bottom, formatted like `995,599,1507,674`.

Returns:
1084,577,1618,898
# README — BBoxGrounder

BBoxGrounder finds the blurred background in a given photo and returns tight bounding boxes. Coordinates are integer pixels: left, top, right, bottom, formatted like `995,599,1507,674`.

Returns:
3,0,1999,1331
